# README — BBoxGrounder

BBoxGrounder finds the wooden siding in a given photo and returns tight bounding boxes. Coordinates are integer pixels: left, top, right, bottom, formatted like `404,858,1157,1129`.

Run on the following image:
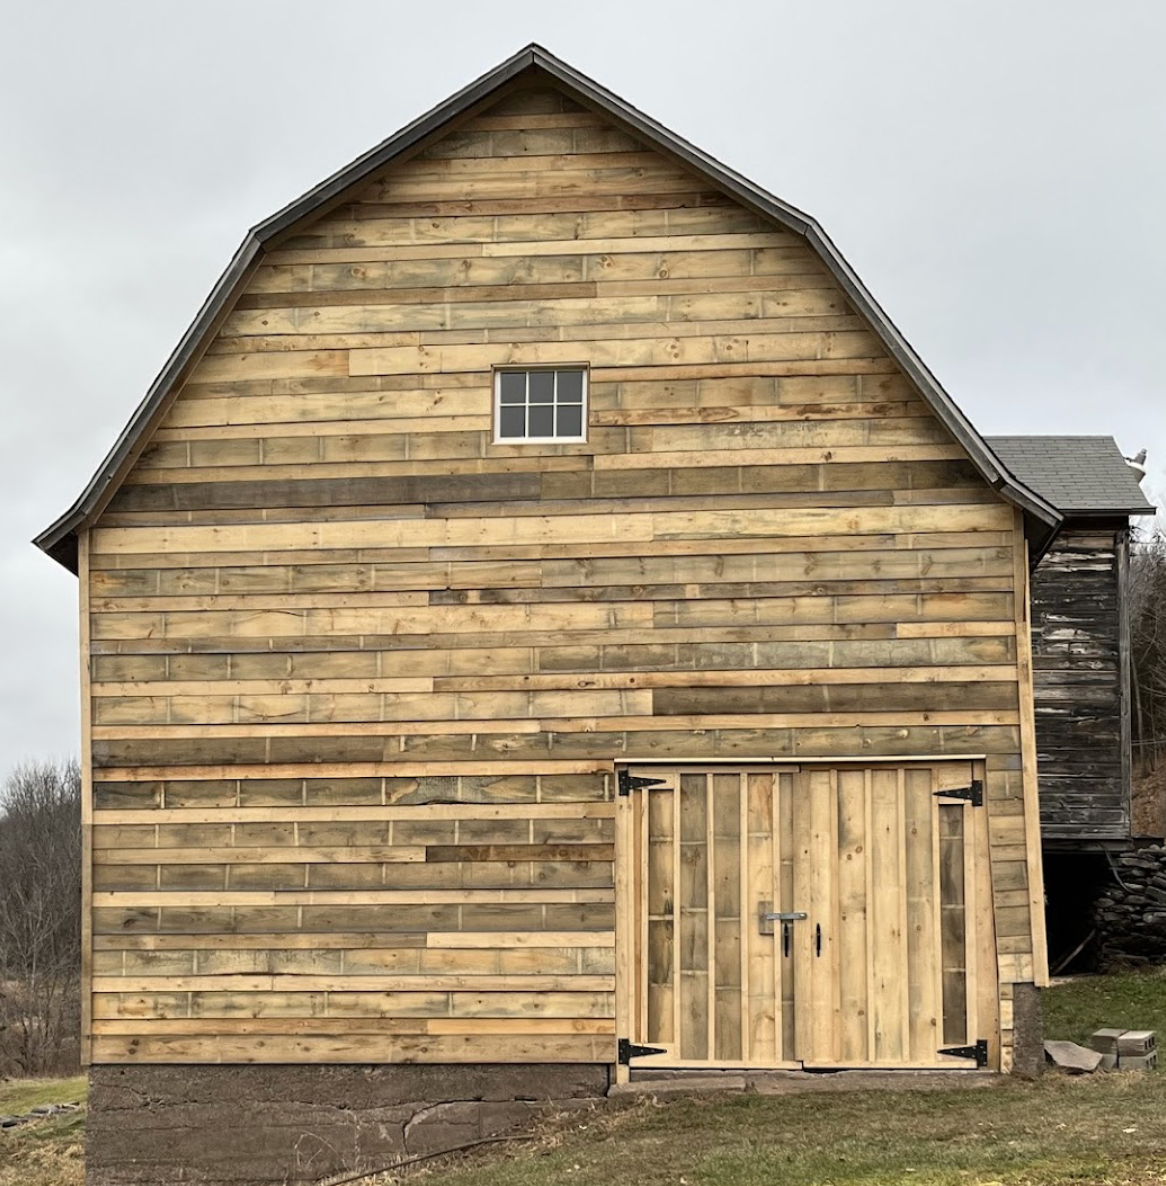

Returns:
1031,521,1131,842
82,83,1043,1070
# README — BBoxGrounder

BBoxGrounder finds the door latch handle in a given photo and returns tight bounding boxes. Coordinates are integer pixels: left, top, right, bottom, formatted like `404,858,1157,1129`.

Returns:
758,903,806,935
783,922,791,957
815,923,822,957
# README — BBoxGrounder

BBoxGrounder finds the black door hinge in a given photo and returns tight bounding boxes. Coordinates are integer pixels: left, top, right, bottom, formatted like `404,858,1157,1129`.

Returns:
618,769,668,797
939,1039,989,1066
935,779,983,807
618,1038,667,1064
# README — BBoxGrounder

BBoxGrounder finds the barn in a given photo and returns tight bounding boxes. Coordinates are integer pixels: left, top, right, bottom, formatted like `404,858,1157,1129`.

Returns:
36,44,1060,1186
986,435,1155,970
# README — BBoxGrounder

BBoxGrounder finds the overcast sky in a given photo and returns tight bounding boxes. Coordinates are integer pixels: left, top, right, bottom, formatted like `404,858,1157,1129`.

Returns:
1,0,1162,777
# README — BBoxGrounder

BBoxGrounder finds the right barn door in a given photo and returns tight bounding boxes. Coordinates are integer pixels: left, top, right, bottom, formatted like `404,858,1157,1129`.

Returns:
788,762,994,1069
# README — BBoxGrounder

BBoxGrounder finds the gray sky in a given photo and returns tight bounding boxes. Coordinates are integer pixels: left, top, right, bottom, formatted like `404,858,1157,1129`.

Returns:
1,0,1162,776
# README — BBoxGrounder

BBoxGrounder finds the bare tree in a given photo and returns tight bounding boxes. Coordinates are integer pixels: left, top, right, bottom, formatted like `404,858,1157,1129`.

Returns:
0,759,82,1076
1129,524,1166,836
1130,527,1166,751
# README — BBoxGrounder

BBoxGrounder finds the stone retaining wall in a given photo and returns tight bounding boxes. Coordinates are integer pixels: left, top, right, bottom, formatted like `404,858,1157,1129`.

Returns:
86,1064,610,1186
1094,842,1166,964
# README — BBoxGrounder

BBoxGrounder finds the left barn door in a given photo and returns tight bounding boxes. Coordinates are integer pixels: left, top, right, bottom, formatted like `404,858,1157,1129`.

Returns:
618,767,802,1069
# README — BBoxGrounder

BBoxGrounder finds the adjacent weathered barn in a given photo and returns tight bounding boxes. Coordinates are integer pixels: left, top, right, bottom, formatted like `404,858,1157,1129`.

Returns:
37,44,1061,1185
988,436,1155,844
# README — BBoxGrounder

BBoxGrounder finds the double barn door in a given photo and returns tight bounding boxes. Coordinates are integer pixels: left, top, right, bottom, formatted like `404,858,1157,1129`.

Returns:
619,763,995,1070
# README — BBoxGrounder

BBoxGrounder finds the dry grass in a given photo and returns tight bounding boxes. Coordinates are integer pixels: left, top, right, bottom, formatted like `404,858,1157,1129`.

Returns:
0,1076,86,1186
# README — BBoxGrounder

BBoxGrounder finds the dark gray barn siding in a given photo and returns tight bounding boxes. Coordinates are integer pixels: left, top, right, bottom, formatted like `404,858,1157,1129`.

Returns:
1030,520,1131,841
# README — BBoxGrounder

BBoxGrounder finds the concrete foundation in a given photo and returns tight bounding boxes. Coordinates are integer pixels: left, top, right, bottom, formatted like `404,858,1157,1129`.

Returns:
85,1063,610,1186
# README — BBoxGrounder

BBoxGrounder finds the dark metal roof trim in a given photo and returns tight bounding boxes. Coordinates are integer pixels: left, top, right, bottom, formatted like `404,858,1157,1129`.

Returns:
34,42,1059,572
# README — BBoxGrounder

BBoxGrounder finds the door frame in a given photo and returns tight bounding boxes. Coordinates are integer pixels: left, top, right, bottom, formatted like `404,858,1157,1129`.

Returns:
613,758,999,1082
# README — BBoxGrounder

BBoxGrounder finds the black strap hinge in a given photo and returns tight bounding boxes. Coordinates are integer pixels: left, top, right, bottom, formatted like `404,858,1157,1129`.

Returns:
939,1039,988,1066
934,779,983,807
617,769,668,797
618,1038,667,1064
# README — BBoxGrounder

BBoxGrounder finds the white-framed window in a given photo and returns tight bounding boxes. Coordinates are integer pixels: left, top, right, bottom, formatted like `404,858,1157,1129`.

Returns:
493,367,589,443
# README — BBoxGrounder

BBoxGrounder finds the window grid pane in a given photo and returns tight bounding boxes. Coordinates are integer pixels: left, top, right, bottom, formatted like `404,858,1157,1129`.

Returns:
495,369,586,442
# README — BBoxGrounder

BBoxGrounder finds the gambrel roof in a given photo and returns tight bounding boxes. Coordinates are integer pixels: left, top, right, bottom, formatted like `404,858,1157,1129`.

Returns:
34,43,1060,571
988,435,1155,517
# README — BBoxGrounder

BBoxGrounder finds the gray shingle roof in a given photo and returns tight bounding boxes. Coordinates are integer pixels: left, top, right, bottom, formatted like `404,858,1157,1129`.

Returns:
985,435,1155,515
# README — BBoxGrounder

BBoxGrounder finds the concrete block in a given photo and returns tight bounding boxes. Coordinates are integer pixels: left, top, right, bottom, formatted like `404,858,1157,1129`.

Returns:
1099,1053,1118,1071
1117,1030,1156,1056
1119,1051,1158,1072
1090,1028,1126,1055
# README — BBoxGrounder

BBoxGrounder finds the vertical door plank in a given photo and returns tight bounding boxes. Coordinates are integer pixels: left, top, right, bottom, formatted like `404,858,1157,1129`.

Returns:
706,773,717,1058
672,774,683,1056
863,769,877,1060
938,801,968,1046
930,769,946,1059
638,783,649,1044
962,796,980,1056
896,769,911,1060
972,778,1001,1067
905,767,940,1061
678,772,709,1060
790,771,814,1061
738,775,751,1061
614,774,633,1085
836,767,869,1064
870,766,905,1063
748,772,777,1062
712,773,742,1060
645,781,675,1046
778,772,796,1059
807,768,839,1063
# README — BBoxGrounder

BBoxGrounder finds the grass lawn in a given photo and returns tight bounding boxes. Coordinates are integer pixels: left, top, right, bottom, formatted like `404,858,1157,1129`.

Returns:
1044,968,1166,1049
416,1075,1166,1186
0,1076,86,1186
411,974,1166,1186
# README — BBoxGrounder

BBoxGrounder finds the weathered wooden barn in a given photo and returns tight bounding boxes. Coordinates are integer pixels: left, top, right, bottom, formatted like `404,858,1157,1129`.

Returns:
987,436,1155,971
36,44,1063,1185
987,436,1154,846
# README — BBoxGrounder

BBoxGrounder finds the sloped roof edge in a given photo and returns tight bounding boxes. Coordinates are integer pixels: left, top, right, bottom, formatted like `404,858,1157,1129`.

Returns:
34,42,1060,572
